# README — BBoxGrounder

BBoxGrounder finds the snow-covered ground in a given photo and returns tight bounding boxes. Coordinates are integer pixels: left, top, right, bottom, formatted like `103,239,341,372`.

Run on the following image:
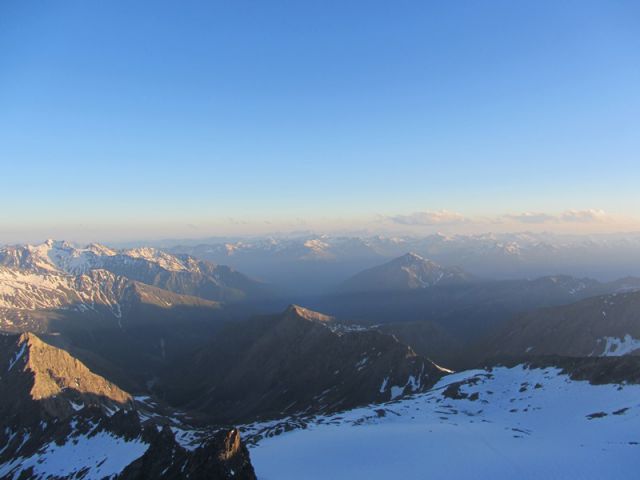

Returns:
0,429,148,480
248,366,640,480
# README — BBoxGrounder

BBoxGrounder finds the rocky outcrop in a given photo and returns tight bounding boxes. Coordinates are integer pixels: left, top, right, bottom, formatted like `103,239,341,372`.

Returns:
119,427,256,480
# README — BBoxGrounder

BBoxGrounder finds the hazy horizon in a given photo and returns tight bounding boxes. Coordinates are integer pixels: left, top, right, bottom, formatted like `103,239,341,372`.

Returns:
4,220,640,246
2,208,640,245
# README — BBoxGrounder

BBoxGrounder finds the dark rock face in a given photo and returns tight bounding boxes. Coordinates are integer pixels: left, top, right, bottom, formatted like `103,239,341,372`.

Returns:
160,305,447,423
376,320,465,369
480,291,640,359
119,427,256,480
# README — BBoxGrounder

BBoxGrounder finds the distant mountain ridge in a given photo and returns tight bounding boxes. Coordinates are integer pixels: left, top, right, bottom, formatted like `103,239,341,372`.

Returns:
340,252,475,292
164,232,640,295
0,265,221,333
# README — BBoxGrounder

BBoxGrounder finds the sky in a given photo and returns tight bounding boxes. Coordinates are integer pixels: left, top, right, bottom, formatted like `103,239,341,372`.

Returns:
1,0,639,242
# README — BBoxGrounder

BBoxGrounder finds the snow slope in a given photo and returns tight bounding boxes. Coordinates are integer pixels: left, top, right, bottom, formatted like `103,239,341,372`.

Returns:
0,267,128,313
0,429,148,480
248,365,640,480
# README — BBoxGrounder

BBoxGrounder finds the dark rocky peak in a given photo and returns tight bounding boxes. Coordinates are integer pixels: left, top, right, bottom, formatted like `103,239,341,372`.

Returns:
119,427,256,480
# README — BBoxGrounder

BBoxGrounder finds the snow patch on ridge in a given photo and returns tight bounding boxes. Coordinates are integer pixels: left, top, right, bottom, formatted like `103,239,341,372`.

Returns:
600,334,640,356
7,342,26,371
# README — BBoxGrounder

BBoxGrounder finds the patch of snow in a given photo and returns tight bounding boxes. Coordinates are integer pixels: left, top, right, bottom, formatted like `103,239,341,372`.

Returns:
600,334,640,356
379,377,388,393
389,385,404,400
355,357,368,370
123,247,188,272
170,427,203,451
7,342,26,371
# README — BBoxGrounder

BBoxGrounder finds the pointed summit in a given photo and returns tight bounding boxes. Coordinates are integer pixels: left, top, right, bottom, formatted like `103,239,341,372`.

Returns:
396,252,429,264
341,253,474,293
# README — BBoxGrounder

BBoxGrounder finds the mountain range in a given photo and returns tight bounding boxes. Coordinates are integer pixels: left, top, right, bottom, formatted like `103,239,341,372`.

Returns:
1,238,640,478
0,239,271,303
165,232,640,294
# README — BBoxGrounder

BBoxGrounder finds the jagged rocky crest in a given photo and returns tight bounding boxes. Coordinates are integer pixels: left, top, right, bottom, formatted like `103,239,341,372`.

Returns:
159,305,449,423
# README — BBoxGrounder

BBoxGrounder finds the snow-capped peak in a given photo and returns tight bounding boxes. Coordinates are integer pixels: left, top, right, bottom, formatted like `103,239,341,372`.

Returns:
0,241,191,275
122,247,188,272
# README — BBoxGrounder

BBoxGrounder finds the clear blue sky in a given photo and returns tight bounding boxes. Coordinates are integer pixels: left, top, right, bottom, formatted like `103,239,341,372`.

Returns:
1,1,639,240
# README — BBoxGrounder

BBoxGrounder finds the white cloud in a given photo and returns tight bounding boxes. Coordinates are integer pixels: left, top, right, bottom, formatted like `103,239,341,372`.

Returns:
503,212,556,224
388,210,470,226
560,209,610,223
503,209,612,225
